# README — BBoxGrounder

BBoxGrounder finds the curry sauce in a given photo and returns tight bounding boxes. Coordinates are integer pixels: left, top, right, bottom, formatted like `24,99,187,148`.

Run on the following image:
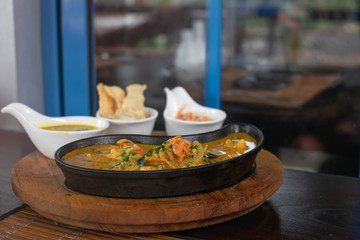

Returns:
62,132,256,171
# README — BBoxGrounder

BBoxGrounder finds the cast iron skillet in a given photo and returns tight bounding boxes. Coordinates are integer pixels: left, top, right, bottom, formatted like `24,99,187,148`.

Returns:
54,122,264,198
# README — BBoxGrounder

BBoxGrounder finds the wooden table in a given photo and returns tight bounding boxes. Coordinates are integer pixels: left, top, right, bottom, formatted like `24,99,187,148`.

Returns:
0,129,359,240
183,68,341,109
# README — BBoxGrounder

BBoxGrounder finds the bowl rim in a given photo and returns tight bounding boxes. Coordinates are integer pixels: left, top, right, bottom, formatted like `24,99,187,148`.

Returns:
96,107,158,124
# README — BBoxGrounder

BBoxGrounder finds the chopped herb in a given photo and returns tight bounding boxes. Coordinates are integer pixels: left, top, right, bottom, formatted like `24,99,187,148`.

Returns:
190,145,198,150
205,152,218,158
155,146,164,152
145,146,163,157
159,145,165,151
122,155,129,162
145,150,153,157
137,156,145,166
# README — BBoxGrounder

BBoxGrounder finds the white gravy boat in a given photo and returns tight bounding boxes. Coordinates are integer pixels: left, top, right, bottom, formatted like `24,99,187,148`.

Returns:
1,102,109,159
163,86,226,135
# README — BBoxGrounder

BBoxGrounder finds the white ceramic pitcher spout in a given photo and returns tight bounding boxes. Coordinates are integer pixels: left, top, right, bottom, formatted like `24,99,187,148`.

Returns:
164,86,203,117
163,87,227,135
1,102,50,134
1,102,109,159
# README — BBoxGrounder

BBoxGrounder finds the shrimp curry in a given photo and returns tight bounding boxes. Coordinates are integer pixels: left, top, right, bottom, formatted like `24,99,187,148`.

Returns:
62,132,256,171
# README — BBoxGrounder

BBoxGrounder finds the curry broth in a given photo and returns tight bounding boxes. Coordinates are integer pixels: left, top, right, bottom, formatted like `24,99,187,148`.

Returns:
202,132,256,161
63,144,156,169
62,132,256,171
39,123,99,131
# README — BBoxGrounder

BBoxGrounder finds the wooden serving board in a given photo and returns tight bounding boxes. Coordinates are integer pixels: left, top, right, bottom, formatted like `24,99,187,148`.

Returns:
11,149,283,233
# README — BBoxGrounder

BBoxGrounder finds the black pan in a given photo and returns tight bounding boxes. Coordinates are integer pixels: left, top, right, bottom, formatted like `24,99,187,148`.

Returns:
54,122,264,198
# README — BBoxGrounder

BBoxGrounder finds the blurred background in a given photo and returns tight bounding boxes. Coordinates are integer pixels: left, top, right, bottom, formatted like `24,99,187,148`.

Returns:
1,0,360,177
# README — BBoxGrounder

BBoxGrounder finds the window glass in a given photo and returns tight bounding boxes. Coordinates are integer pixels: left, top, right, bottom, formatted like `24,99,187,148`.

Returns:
94,0,360,177
94,0,207,129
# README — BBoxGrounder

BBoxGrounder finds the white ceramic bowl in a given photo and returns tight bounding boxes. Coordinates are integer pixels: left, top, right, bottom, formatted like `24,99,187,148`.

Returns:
163,87,227,135
96,107,158,135
164,111,227,136
1,102,109,159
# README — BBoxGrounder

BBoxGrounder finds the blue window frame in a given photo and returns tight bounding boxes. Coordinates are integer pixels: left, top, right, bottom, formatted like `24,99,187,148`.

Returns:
41,0,62,116
60,0,93,116
41,0,221,116
205,0,222,109
41,0,96,116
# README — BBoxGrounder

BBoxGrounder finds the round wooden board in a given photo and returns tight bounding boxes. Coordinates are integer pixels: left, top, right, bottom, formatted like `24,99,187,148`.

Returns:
11,149,283,233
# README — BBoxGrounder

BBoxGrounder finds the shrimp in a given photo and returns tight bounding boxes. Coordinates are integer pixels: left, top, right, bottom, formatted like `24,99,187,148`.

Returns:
175,104,212,121
164,136,192,163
